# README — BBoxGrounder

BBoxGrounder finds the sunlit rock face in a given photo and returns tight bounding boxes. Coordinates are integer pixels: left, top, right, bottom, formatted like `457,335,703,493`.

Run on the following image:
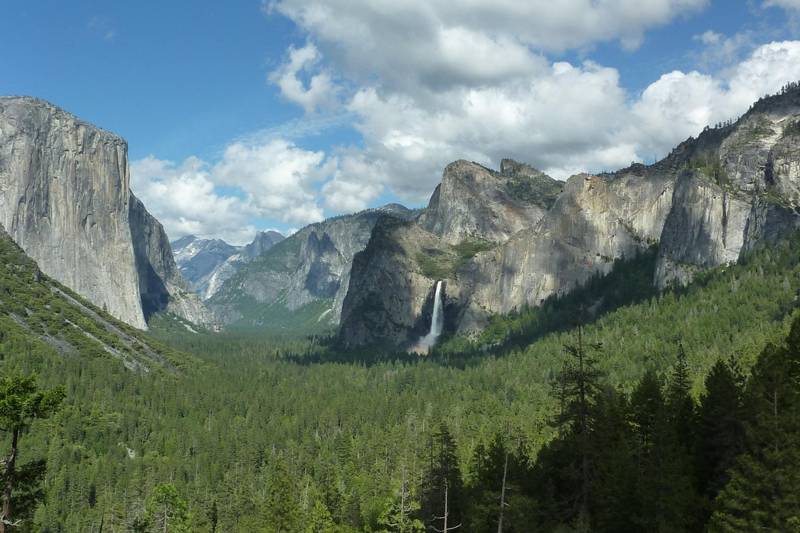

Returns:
340,88,800,348
0,96,210,329
339,160,564,348
207,204,416,328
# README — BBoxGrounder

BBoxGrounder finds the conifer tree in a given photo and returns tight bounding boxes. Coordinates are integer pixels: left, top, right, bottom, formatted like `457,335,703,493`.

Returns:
421,424,464,532
709,317,800,531
145,483,190,533
554,326,603,526
0,374,63,533
263,458,302,533
629,370,695,532
589,386,637,532
694,357,746,516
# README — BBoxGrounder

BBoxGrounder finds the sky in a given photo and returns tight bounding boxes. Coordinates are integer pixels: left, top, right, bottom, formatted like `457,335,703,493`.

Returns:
3,1,800,244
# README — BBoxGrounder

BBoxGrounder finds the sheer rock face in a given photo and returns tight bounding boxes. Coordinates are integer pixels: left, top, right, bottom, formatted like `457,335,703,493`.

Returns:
0,96,147,328
339,218,450,348
655,96,800,287
418,159,562,245
129,194,213,326
208,204,416,327
340,90,800,348
340,160,566,347
464,169,675,328
0,96,209,329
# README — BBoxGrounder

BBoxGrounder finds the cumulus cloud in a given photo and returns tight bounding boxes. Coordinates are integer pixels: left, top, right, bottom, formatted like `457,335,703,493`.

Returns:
344,60,635,197
313,40,800,206
213,139,330,224
131,139,332,244
137,1,800,243
259,0,721,203
269,42,339,112
322,152,387,212
269,0,708,93
131,156,258,245
692,30,755,69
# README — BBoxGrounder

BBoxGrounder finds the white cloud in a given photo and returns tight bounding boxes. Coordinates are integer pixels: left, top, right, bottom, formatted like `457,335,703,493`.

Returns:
131,156,258,245
692,30,755,70
136,0,800,244
259,0,716,203
269,42,339,112
131,139,333,244
322,153,386,212
344,59,635,196
764,0,800,9
269,0,708,94
213,139,330,224
326,40,800,205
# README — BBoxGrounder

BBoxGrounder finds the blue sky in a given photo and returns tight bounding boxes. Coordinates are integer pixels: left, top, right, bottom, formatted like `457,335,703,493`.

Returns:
3,1,800,243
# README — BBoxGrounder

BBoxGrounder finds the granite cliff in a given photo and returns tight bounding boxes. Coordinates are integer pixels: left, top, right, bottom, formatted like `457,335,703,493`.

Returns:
340,88,800,348
0,96,209,329
208,204,415,330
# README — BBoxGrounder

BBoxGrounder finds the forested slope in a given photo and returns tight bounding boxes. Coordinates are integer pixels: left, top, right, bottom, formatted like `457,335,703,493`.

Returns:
1,233,799,531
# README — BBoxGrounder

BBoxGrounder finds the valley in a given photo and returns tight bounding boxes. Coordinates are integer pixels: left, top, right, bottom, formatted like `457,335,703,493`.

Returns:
2,34,800,533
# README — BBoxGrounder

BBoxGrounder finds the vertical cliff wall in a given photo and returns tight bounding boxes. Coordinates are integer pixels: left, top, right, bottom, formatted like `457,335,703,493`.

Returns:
0,96,147,328
0,96,208,329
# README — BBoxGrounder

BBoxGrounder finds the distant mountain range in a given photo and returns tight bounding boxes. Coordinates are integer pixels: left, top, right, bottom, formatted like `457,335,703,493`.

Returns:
171,230,285,300
3,87,800,349
204,204,416,333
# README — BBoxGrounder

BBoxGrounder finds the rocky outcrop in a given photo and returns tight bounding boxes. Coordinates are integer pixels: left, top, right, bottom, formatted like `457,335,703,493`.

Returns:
655,92,800,286
339,218,451,347
0,96,208,329
418,159,561,244
173,236,239,298
208,204,416,329
340,160,568,347
129,194,213,325
340,88,800,349
0,96,147,327
463,168,675,328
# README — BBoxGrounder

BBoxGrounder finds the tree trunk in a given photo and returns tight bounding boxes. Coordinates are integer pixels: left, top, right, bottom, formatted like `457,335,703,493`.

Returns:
1,428,19,533
443,483,448,533
497,452,508,533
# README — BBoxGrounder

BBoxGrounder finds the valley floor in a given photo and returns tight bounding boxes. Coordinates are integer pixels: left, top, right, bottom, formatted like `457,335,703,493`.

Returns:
2,235,800,531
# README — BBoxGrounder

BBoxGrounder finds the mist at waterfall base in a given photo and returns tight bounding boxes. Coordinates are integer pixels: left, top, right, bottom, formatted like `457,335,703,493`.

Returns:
410,281,444,355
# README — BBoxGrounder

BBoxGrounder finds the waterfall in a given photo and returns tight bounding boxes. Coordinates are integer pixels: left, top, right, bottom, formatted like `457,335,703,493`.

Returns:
411,280,444,354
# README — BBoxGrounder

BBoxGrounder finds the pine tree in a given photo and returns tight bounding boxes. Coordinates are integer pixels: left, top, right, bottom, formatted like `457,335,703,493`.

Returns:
263,458,302,533
0,374,64,533
589,386,637,532
694,357,746,519
553,326,603,527
145,483,190,533
306,500,338,533
629,370,695,532
377,463,424,533
709,317,800,530
666,343,695,449
465,436,513,533
421,424,464,532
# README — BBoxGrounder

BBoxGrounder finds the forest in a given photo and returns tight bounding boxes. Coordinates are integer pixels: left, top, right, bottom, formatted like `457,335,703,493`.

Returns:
1,233,800,531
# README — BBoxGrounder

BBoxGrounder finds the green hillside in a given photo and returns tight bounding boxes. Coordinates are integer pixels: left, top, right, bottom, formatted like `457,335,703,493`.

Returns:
0,229,194,373
2,224,800,530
